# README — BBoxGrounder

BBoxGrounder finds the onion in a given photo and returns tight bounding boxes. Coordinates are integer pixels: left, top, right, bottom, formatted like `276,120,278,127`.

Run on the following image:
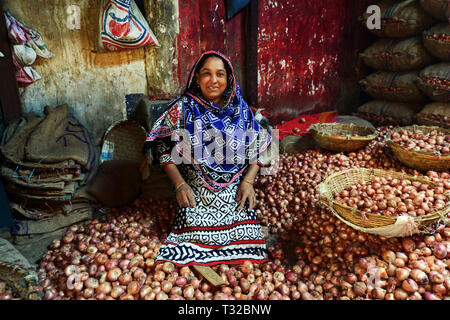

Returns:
410,269,429,285
109,285,124,299
371,288,386,300
401,279,418,293
107,268,121,282
431,284,447,296
381,250,396,263
424,292,441,300
97,282,112,295
183,285,195,299
395,268,410,281
127,281,139,295
432,242,447,259
156,291,168,300
394,288,408,300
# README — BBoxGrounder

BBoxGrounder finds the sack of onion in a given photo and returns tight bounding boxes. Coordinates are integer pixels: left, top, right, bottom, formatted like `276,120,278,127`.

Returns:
360,71,427,103
362,0,435,38
422,23,450,62
318,168,450,237
415,63,450,103
416,103,450,129
356,101,422,127
360,37,431,72
387,126,450,171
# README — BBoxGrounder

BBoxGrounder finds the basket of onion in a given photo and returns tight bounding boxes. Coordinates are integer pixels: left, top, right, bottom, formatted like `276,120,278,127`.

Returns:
318,168,450,237
308,123,378,152
386,126,450,171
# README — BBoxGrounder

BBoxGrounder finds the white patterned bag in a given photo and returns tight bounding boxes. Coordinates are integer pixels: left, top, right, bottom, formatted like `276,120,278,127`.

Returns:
99,0,160,52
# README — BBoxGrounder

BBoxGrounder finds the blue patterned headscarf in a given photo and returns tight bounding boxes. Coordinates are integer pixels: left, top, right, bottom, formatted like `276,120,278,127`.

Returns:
147,51,271,191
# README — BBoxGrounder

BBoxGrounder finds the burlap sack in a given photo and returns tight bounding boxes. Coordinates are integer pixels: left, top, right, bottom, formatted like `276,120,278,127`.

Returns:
0,113,43,163
364,0,435,38
415,62,450,102
423,23,450,61
360,70,427,103
86,160,141,208
419,102,450,115
11,206,93,236
361,37,432,71
25,105,94,168
5,181,78,197
419,0,450,22
1,166,85,185
416,102,450,127
357,100,423,125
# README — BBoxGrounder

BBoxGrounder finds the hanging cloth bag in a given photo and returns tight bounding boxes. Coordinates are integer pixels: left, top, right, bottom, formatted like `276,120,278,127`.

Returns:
98,0,160,52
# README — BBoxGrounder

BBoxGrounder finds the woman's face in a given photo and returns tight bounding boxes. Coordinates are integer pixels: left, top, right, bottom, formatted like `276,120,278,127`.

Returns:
196,56,227,105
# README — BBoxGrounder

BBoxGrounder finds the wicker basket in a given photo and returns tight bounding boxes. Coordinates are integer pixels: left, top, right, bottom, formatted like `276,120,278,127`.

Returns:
386,125,450,172
318,168,450,235
0,261,42,300
308,123,378,152
100,120,147,165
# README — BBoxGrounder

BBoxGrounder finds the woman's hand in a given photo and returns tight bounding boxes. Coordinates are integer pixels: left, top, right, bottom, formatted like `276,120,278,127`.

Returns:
236,181,256,211
176,183,197,208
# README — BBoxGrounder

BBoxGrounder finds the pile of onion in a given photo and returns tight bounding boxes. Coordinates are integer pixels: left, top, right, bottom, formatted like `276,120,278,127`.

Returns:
36,207,312,300
34,126,450,300
391,129,450,154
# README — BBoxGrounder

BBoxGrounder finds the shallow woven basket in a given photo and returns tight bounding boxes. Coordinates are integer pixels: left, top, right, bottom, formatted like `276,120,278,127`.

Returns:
386,125,450,172
308,123,378,152
318,168,450,231
100,120,147,165
0,261,42,300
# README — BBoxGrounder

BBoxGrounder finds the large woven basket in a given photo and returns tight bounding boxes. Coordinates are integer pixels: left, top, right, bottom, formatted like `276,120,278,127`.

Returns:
0,261,42,300
100,120,147,165
386,125,450,172
308,123,378,152
318,168,450,234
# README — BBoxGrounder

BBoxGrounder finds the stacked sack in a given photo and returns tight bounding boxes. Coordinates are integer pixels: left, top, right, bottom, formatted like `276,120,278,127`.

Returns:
0,105,99,243
416,0,450,128
358,0,438,126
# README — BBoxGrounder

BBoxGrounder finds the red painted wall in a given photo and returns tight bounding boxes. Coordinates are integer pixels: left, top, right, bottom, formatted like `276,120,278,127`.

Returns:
175,0,374,124
257,0,374,124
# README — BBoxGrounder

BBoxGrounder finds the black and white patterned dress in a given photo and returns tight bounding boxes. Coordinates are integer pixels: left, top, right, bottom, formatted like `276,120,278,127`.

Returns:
155,161,267,266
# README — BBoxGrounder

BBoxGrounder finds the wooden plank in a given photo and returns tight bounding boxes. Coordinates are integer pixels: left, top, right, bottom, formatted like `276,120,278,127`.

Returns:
0,4,22,125
192,265,226,287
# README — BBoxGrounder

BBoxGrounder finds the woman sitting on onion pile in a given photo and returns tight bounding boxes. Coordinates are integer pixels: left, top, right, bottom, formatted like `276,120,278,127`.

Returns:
146,51,271,266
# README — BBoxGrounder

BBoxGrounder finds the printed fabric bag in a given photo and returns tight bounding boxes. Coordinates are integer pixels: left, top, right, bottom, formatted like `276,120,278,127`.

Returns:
99,0,160,52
